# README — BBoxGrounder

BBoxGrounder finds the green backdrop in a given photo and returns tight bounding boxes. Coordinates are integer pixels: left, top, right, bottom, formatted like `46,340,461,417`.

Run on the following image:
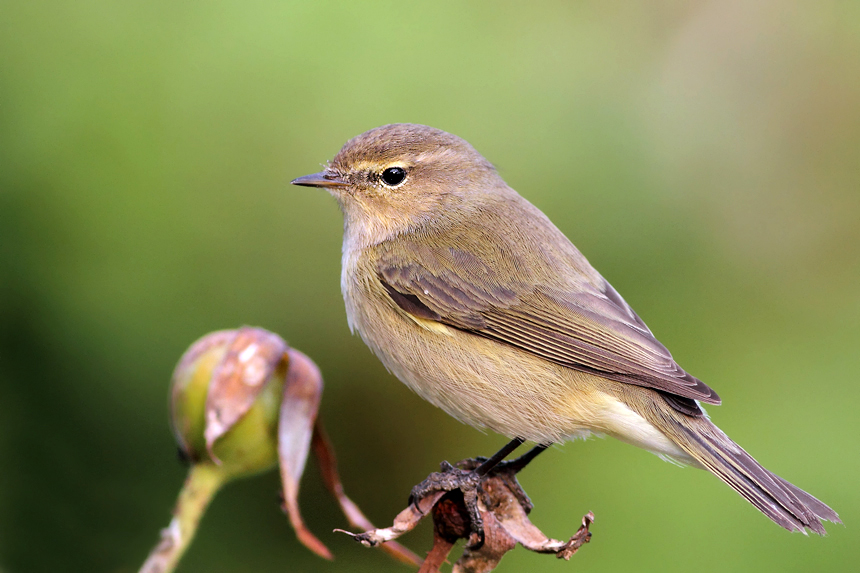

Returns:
1,1,858,571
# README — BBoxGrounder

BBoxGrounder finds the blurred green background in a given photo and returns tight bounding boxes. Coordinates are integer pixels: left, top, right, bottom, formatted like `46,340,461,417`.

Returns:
1,1,858,571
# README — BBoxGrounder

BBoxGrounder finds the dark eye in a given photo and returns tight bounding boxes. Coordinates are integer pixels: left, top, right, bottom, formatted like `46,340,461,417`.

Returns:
381,167,406,186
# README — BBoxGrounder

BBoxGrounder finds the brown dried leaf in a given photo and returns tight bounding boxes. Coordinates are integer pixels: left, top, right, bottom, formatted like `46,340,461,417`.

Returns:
277,348,331,559
172,330,237,379
336,490,447,548
313,422,422,566
170,329,236,457
555,512,594,560
203,327,287,459
419,530,456,573
451,509,515,573
482,475,593,557
485,478,556,552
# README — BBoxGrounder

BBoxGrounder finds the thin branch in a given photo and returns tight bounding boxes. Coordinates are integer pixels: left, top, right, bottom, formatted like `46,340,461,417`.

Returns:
139,463,226,573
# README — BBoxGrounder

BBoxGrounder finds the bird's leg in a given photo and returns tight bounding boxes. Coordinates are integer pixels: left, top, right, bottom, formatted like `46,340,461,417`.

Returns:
408,437,525,548
497,443,548,472
460,444,549,514
473,437,527,476
485,444,549,513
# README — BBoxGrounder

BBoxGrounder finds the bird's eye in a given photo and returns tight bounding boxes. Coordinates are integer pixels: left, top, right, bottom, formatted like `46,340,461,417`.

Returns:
381,167,406,187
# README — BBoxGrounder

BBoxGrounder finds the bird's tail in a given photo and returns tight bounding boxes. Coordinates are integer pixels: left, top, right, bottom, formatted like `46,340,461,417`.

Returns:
645,405,840,534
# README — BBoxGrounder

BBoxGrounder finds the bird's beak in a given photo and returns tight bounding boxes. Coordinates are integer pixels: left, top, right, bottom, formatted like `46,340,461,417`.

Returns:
290,171,349,189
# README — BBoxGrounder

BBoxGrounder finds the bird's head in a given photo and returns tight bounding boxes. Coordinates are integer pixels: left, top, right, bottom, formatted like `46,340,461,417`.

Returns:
292,123,501,247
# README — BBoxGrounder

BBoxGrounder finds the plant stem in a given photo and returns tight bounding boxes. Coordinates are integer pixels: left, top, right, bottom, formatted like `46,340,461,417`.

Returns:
139,462,227,573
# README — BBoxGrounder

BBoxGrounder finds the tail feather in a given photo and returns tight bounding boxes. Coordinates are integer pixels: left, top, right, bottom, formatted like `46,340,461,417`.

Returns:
775,474,841,525
654,410,839,534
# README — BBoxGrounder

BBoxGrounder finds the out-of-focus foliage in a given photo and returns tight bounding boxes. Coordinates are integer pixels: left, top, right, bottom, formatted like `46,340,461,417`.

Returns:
1,1,857,571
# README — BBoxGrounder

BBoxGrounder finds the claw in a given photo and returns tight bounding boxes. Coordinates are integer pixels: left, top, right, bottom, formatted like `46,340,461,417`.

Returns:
466,530,485,550
405,462,492,546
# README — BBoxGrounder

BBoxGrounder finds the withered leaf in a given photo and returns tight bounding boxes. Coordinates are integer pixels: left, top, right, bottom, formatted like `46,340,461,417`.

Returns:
277,348,331,559
204,327,288,460
313,422,422,566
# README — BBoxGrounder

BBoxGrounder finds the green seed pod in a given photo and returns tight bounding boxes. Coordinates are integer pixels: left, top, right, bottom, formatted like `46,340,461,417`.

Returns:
169,328,287,480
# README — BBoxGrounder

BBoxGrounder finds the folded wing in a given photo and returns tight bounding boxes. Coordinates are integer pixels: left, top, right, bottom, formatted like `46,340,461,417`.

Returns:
377,235,720,415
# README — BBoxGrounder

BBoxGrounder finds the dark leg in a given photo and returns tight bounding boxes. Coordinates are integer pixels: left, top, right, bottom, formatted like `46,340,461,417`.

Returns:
492,444,549,513
465,442,549,475
457,443,549,515
498,443,548,473
475,437,525,476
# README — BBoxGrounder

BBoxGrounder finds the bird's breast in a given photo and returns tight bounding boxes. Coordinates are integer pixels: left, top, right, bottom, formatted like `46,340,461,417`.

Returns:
339,245,598,442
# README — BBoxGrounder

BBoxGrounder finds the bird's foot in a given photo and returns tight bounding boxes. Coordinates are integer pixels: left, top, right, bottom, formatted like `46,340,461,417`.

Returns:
409,460,487,548
458,456,535,514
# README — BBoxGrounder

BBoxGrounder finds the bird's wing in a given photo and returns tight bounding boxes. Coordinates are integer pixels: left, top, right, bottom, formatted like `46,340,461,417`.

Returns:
376,234,719,413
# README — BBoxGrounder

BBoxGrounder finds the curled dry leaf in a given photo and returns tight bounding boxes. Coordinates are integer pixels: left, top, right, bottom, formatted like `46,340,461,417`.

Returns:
204,327,288,460
313,422,423,566
276,351,422,564
276,348,331,559
170,329,236,459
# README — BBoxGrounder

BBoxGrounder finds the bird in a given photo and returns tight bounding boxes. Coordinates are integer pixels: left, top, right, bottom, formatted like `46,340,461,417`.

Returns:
291,123,838,535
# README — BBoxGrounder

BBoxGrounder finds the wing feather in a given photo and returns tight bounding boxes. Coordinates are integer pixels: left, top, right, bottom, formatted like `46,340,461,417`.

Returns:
376,228,720,411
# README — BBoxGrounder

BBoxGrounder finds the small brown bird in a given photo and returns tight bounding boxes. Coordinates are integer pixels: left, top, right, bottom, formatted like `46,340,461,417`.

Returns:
292,123,838,534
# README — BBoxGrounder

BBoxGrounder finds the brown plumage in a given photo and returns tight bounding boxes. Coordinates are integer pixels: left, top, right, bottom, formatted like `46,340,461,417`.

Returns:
292,123,839,534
